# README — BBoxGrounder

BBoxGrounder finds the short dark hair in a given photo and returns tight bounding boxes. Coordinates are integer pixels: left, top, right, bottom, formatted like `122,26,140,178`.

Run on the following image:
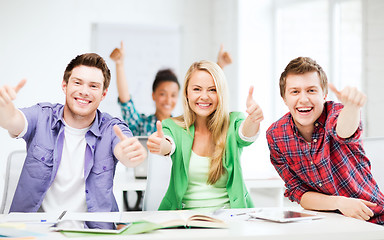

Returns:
63,53,111,90
279,57,328,98
152,69,180,92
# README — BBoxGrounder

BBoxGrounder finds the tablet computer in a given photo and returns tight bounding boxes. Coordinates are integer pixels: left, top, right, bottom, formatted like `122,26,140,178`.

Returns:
249,209,324,223
50,220,131,233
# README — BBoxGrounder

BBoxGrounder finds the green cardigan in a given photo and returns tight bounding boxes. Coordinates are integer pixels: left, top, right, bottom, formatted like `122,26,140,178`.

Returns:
159,112,255,210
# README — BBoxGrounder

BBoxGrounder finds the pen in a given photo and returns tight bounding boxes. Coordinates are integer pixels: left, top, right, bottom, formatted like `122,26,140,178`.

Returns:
230,213,247,217
230,209,261,217
57,210,67,222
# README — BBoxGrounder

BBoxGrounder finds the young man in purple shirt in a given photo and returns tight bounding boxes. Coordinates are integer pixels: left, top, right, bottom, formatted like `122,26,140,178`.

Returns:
0,53,147,217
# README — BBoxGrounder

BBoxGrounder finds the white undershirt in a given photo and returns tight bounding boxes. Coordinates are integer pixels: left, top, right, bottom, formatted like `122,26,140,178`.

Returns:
41,121,89,213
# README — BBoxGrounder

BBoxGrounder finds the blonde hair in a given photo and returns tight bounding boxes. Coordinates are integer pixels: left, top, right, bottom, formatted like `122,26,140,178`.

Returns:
173,60,230,184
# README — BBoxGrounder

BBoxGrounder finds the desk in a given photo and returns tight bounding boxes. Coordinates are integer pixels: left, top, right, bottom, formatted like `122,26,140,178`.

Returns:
2,208,384,240
114,166,147,192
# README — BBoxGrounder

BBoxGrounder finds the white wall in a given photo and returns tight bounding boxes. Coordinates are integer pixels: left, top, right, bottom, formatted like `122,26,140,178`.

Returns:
0,0,238,200
364,0,384,137
237,0,277,178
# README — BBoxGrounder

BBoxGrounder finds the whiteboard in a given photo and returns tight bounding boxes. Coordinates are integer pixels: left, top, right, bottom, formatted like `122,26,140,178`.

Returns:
91,23,182,118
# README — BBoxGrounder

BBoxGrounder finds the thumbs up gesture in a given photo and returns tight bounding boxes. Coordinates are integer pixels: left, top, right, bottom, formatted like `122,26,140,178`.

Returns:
246,86,264,124
328,83,366,138
217,44,233,69
113,125,147,168
110,41,125,64
0,79,27,132
0,79,26,108
147,121,172,156
242,86,264,138
328,83,367,108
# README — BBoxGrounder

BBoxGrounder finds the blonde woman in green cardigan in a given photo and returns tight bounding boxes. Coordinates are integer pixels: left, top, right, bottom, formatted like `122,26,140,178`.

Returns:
147,60,263,211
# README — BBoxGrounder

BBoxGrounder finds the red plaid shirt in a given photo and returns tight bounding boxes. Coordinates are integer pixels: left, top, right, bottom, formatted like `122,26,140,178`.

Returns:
266,101,384,224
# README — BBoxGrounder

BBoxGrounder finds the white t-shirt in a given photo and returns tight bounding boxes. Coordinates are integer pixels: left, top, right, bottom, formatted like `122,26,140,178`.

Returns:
41,121,89,213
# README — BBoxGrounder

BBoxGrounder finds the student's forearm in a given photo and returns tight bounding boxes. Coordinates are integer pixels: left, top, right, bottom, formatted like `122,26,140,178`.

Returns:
300,191,340,211
241,118,260,137
336,104,360,138
217,61,229,69
160,138,172,156
115,62,130,103
301,191,376,221
0,107,25,137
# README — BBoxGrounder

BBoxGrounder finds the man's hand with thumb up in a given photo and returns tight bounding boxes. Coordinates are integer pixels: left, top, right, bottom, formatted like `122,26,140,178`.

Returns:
113,125,147,167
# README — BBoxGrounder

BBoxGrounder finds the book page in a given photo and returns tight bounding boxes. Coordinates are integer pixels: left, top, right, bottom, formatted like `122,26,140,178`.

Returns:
140,210,227,229
187,214,227,228
141,211,188,228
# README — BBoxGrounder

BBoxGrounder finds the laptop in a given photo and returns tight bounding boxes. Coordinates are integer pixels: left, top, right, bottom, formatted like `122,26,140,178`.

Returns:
134,136,149,179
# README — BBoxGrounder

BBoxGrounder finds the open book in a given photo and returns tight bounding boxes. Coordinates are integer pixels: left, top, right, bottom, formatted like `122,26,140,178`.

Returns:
142,210,228,229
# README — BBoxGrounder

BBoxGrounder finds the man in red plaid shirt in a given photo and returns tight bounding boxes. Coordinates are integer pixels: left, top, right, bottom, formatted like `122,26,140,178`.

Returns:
266,57,384,224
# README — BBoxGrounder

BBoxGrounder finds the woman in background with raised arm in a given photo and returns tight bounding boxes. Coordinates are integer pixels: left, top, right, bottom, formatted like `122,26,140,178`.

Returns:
110,42,233,136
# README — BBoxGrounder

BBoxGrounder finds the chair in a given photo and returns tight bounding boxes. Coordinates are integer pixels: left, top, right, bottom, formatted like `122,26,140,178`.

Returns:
0,150,26,214
122,136,149,211
363,137,384,190
142,153,172,211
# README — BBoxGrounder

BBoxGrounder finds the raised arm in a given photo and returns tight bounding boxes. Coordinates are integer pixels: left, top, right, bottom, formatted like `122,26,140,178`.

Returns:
328,83,367,138
0,79,27,136
110,41,130,103
242,86,263,137
216,44,233,69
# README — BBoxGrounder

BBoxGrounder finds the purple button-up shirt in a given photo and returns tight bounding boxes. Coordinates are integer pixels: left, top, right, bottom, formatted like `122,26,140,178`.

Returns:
10,102,132,213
